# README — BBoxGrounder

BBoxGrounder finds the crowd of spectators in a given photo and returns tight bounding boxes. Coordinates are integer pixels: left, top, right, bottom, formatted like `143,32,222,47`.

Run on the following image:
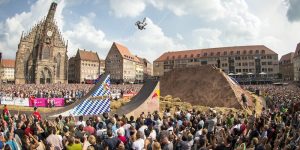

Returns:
243,84,300,113
0,84,142,100
1,99,300,149
0,84,300,149
0,84,93,99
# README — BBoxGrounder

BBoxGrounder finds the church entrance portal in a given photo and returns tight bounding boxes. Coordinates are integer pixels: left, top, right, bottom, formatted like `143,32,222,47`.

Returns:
40,68,52,84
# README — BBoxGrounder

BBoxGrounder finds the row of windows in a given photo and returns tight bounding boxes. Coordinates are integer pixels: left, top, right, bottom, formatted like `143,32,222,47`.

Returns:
164,56,274,64
262,68,274,72
81,70,98,73
166,50,268,60
261,62,273,65
81,62,98,67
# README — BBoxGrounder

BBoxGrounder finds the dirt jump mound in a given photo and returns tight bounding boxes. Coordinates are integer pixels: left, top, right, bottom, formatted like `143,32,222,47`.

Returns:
160,65,253,109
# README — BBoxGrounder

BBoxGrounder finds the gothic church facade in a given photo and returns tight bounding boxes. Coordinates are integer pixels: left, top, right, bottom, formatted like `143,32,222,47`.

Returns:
15,2,68,84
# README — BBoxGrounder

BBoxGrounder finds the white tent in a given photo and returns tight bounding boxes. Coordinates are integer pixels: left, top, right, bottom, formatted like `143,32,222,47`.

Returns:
259,72,267,75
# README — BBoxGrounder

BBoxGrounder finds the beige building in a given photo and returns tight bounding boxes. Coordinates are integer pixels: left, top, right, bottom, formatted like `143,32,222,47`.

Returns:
100,59,105,75
15,2,68,84
279,52,294,81
106,42,148,83
68,49,101,83
154,45,279,77
293,43,300,81
137,57,153,80
1,59,15,83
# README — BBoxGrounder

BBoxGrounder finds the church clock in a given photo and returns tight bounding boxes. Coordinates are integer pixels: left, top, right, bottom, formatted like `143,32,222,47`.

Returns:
47,30,53,37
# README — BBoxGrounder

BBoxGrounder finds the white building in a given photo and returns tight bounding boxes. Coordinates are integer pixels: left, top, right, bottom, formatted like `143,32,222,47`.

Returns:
1,59,15,83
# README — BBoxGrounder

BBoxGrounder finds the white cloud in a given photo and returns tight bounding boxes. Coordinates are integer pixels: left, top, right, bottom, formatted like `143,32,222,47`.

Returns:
176,33,183,40
109,0,146,18
192,28,222,48
0,0,65,59
64,14,111,58
149,0,225,20
121,18,186,61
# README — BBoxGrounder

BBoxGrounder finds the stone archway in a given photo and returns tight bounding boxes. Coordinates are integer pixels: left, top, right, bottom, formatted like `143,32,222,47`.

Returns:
40,67,52,84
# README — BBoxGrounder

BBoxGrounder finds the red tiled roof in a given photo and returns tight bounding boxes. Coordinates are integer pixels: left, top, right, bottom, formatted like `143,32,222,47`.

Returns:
154,45,277,62
77,49,99,62
113,42,140,62
1,59,15,68
279,52,294,64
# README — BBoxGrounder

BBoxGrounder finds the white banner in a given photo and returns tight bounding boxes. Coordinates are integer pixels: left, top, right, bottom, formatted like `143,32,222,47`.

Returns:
0,97,29,106
111,93,121,99
14,97,29,106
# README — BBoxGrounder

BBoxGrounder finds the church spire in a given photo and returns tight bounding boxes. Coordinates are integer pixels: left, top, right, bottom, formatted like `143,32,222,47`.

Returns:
46,2,57,22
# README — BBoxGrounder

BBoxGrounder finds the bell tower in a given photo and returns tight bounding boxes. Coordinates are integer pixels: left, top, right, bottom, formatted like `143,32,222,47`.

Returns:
38,2,57,60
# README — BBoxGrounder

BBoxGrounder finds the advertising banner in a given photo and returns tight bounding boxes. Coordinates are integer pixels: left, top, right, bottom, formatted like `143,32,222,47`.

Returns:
53,98,64,107
13,97,29,106
29,98,65,107
0,97,29,106
0,96,15,105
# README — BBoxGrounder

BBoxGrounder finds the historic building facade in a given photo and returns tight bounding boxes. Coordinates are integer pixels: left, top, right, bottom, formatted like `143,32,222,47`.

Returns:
15,2,68,84
68,49,101,83
293,43,300,81
0,59,15,83
154,45,279,77
105,42,150,83
137,57,153,80
279,52,294,81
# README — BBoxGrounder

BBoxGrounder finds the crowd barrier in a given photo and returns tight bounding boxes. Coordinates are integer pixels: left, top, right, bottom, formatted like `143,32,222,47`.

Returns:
0,96,64,107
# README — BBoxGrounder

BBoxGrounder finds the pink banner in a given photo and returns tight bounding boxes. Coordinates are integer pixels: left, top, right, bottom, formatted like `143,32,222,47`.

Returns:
29,98,64,107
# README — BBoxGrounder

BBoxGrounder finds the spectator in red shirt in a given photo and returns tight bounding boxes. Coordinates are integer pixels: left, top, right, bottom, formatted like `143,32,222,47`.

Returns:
33,107,41,121
83,120,95,135
3,105,10,121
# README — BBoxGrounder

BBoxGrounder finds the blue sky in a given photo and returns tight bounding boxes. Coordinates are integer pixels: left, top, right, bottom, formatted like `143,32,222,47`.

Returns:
1,0,300,62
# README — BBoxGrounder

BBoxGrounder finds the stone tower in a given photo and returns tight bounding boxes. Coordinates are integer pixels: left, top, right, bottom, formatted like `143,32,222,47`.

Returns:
15,2,68,84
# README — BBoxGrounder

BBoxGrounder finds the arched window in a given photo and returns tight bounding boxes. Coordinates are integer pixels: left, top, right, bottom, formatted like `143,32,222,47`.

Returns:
43,47,50,59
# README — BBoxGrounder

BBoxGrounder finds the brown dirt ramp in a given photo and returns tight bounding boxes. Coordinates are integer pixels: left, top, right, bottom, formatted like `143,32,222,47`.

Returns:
160,66,251,109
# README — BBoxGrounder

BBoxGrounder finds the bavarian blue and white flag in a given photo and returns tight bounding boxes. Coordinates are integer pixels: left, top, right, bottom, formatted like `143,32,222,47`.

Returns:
70,74,111,116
